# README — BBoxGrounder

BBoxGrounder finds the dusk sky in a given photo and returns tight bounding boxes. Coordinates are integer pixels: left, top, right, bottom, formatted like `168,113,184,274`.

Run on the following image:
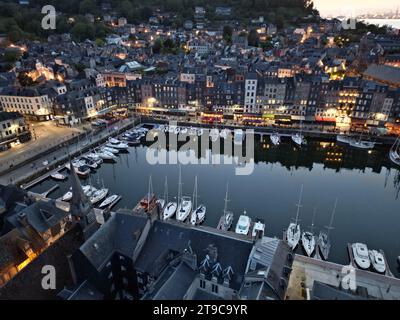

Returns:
313,0,399,16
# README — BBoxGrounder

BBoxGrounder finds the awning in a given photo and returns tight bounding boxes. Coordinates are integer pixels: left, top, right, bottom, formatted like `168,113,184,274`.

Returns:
315,116,336,123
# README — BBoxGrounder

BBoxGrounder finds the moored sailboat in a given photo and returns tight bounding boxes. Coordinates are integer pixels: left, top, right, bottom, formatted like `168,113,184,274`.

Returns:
286,184,303,250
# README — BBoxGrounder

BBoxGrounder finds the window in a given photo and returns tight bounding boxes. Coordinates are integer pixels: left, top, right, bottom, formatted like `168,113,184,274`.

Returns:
200,279,206,289
211,284,218,294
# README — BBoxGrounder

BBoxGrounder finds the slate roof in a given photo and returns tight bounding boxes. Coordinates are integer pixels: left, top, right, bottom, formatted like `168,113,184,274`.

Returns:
79,211,148,271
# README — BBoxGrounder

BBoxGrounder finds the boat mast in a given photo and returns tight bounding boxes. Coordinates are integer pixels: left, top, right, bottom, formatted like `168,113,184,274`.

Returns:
223,182,230,215
192,175,198,209
177,165,182,206
294,184,304,226
164,176,168,203
148,175,153,208
310,207,317,233
326,198,337,236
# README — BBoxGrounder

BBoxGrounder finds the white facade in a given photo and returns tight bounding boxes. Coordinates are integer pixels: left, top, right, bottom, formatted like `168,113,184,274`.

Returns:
244,78,258,113
0,94,52,118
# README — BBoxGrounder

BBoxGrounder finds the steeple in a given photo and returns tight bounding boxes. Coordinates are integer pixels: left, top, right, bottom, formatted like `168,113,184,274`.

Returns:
69,161,93,227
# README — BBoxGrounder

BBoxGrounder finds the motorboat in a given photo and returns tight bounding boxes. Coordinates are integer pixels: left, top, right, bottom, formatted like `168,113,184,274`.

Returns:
369,250,386,274
349,139,375,150
235,212,251,235
90,188,109,204
108,137,120,144
163,201,177,219
85,153,103,164
352,243,371,270
98,194,119,209
79,157,98,169
291,133,305,146
270,132,281,146
61,185,92,201
50,172,67,181
336,134,354,145
65,162,90,177
106,141,128,150
102,146,119,154
233,129,244,145
96,150,116,160
252,219,265,239
302,231,316,257
286,185,303,250
176,196,192,221
209,128,220,142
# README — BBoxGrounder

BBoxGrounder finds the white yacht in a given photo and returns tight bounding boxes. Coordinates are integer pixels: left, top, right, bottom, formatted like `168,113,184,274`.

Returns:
302,208,317,257
389,137,400,166
291,133,305,147
102,146,119,154
194,205,206,224
50,172,66,181
352,243,371,270
106,141,128,150
175,167,192,222
90,188,109,204
270,132,281,146
235,212,251,235
85,153,103,164
209,128,220,142
176,196,192,221
220,128,230,140
336,134,354,145
96,150,116,160
318,199,337,260
287,184,303,250
190,176,206,225
302,232,316,257
349,139,375,150
163,201,177,220
99,194,119,209
251,219,265,239
233,129,244,145
369,250,386,274
61,185,92,202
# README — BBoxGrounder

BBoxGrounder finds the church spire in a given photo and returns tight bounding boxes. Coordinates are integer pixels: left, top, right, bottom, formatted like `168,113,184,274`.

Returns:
69,160,93,226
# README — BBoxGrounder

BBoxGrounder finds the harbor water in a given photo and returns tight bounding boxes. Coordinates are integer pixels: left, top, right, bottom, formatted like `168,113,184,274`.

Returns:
27,128,400,276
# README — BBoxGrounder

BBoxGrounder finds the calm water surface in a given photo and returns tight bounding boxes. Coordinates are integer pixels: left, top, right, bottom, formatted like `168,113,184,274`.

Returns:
28,131,400,276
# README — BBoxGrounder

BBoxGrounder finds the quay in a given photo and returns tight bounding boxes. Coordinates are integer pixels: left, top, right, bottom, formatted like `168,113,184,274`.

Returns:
287,254,400,300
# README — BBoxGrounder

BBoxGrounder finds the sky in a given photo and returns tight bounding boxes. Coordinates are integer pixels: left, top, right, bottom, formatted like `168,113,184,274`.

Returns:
313,0,399,16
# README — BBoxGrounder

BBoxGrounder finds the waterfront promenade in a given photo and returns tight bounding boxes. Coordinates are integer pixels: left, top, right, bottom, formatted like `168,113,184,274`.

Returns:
0,117,139,186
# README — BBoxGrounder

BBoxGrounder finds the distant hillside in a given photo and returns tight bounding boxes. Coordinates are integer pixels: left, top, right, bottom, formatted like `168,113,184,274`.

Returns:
0,0,319,42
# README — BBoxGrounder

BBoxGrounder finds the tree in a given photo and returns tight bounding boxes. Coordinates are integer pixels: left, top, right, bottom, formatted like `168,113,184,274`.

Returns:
248,29,259,47
152,38,163,54
71,22,95,41
140,7,153,21
79,0,97,14
223,25,233,43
